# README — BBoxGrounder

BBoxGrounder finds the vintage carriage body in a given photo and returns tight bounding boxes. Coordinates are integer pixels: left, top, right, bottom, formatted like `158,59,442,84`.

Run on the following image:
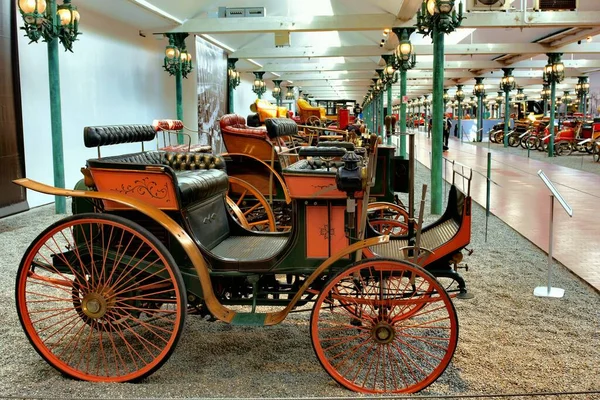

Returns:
13,120,472,394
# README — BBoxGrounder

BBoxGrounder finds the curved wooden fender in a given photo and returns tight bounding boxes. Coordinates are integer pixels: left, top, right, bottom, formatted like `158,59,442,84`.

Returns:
13,178,236,324
221,152,291,204
264,235,389,325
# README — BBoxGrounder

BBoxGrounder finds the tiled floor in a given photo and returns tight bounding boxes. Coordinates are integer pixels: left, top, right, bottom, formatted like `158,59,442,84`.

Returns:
410,131,600,292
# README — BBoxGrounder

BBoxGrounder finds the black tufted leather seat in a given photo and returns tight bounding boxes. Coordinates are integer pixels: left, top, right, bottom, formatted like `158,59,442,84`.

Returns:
87,150,228,207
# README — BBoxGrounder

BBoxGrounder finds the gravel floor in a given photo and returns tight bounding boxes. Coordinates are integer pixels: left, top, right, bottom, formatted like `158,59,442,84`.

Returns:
470,140,600,176
0,163,599,399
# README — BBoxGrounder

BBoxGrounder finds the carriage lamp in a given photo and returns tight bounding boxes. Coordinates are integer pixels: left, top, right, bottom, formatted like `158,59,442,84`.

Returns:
285,85,295,100
272,79,282,104
228,58,241,89
163,33,193,79
252,71,267,98
18,0,81,51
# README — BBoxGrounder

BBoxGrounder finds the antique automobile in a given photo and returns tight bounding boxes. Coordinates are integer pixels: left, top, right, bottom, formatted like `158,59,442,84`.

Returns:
219,114,409,235
13,121,472,394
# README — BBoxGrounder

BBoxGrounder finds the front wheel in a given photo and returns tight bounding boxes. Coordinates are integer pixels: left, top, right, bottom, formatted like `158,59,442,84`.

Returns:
16,213,186,382
310,259,458,394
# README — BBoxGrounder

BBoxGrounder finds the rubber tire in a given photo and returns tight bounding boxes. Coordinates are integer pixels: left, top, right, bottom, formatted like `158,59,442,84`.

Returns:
15,213,186,383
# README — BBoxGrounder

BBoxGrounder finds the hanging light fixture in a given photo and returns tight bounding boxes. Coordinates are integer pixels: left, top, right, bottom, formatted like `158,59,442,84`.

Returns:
272,79,282,105
18,0,81,51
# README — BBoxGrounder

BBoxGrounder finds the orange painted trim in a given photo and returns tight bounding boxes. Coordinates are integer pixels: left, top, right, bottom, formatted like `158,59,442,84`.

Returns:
228,176,277,232
13,178,236,324
225,196,251,229
88,168,179,211
222,152,291,204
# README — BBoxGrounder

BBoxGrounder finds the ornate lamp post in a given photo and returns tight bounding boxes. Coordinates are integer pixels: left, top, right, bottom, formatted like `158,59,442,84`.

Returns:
416,0,464,214
500,68,516,148
382,54,397,144
376,69,386,138
495,91,504,119
543,53,565,157
227,58,241,113
473,77,486,142
17,0,82,214
286,85,295,100
415,97,423,131
562,91,572,117
454,85,465,139
163,33,193,146
443,88,450,110
272,80,282,107
575,76,590,115
423,94,430,137
252,72,267,99
392,27,417,158
541,84,550,116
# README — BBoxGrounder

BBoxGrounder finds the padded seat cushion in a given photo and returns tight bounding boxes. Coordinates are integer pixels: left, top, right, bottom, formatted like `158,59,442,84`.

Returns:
318,141,355,151
211,236,288,261
298,146,347,158
87,150,227,208
220,113,267,138
283,159,338,175
176,169,229,206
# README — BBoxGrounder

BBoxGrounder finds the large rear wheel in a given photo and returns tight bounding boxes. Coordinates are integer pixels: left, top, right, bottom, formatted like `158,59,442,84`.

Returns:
16,213,186,382
310,259,458,394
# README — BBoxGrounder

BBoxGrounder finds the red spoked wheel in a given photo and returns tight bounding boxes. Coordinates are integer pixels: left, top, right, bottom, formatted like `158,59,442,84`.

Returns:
367,203,409,237
15,213,186,382
310,259,458,394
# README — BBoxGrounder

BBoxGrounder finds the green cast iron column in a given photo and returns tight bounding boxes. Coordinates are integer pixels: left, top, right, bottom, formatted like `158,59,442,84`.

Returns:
431,27,444,215
544,98,548,117
477,95,483,142
457,101,462,138
379,90,385,139
176,68,184,144
548,79,557,157
400,69,407,158
387,82,393,145
503,90,510,147
228,84,234,113
48,0,66,214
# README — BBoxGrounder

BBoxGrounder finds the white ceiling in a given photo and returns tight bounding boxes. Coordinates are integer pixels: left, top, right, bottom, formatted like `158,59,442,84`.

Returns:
75,0,600,102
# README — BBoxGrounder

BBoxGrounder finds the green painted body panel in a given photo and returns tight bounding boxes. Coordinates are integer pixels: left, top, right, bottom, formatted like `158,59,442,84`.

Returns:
231,312,268,326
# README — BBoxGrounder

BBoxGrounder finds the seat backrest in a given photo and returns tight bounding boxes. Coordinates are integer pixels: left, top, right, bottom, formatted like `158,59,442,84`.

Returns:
184,186,231,251
84,125,156,149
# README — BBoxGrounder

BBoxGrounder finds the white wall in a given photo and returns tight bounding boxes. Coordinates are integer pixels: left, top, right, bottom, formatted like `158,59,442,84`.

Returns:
233,77,259,119
17,7,197,208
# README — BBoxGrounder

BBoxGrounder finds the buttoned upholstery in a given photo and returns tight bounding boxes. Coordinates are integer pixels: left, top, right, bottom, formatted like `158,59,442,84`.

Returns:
84,125,156,148
87,150,228,207
265,118,298,139
220,114,268,139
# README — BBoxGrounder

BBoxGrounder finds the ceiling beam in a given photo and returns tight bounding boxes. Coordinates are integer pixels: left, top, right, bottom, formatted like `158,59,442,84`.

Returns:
163,11,600,35
397,0,423,21
241,59,600,73
231,42,600,59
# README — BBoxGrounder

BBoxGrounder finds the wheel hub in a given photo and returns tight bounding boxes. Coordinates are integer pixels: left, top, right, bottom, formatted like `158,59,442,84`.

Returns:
82,293,108,319
372,322,395,344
